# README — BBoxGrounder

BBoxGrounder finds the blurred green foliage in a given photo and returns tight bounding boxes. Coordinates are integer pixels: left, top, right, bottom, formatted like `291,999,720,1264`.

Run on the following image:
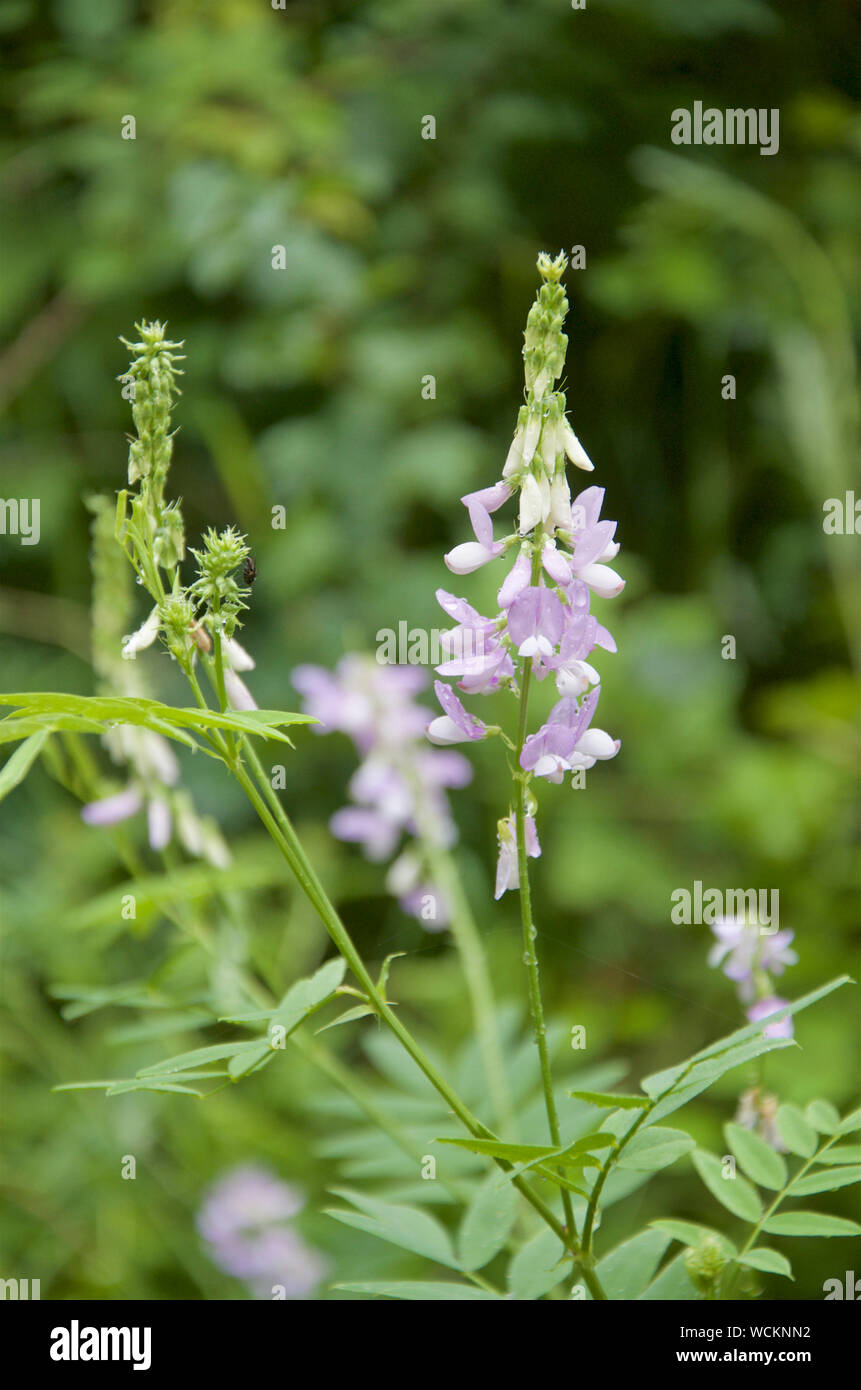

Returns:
1,0,858,1299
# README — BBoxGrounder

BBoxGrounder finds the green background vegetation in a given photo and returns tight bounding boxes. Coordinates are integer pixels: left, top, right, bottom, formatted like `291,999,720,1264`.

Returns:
1,0,858,1299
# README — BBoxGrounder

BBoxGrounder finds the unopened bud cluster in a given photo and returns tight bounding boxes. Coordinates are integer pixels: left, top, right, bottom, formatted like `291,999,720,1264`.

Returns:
189,526,251,640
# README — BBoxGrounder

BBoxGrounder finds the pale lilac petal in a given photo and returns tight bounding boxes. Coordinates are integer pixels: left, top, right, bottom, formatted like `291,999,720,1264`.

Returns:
747,997,794,1040
541,541,572,586
498,553,532,608
507,588,565,657
571,486,606,532
435,589,496,630
330,807,399,861
81,786,143,827
433,681,486,740
572,520,617,570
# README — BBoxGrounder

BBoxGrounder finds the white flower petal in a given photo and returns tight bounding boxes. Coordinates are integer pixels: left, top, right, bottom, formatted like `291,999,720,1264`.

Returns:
223,636,255,671
122,607,160,658
562,423,594,471
575,728,620,760
444,542,495,575
575,562,625,598
426,715,469,745
224,669,258,711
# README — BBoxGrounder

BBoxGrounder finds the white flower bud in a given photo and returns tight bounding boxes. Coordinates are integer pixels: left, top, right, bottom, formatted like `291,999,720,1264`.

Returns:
575,562,625,598
562,422,594,471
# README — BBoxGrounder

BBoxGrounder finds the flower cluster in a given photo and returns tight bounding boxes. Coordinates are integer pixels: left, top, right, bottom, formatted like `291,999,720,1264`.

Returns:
293,656,470,930
196,1166,326,1300
708,914,798,1037
119,321,186,570
113,322,261,713
80,496,230,864
188,525,252,643
735,1086,785,1152
427,252,624,890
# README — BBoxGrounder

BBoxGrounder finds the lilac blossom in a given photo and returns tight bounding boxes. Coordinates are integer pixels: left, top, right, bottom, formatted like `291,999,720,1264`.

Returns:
427,680,487,745
444,482,511,574
427,251,624,895
80,723,229,865
708,916,798,1002
293,656,469,930
708,914,798,1039
520,691,619,783
196,1165,326,1300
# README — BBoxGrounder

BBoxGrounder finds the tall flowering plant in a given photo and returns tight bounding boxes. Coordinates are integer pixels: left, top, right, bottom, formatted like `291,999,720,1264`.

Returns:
2,264,857,1302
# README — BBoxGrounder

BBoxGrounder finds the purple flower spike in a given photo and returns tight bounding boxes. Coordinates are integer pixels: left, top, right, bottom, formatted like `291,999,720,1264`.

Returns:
507,587,565,659
428,680,487,744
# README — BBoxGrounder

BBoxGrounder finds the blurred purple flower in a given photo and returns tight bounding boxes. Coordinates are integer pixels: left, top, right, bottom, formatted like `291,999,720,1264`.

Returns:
294,656,469,930
197,1165,326,1300
746,996,794,1040
708,916,798,1003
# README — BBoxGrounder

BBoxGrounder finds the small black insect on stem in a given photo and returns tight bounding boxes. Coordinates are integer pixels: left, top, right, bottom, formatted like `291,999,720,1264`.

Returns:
242,556,257,586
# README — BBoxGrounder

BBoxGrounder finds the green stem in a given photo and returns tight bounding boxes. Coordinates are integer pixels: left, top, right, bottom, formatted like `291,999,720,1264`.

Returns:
513,655,578,1254
233,736,576,1252
212,628,228,713
737,1134,840,1260
410,792,514,1135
